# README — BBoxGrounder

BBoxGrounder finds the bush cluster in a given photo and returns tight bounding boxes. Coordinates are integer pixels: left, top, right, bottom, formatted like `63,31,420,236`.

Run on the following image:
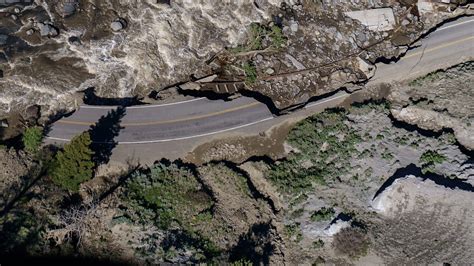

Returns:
267,108,361,195
121,162,220,261
230,23,287,53
310,207,335,222
333,227,370,258
420,150,446,174
22,126,44,153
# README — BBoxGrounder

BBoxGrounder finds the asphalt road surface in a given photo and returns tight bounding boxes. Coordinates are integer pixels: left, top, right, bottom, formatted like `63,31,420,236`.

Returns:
371,15,474,83
47,16,474,147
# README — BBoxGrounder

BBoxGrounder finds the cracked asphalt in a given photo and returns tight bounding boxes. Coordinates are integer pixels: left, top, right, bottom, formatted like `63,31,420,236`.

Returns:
46,16,474,164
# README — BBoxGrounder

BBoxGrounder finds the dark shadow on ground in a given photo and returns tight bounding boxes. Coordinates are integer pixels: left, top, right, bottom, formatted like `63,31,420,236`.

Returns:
88,106,126,165
83,87,144,107
43,110,75,136
98,164,140,202
161,229,221,263
0,255,131,266
373,163,474,200
229,222,276,265
0,164,46,218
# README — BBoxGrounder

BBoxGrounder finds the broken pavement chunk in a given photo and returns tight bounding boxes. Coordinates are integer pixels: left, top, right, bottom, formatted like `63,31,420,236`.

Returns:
345,8,396,31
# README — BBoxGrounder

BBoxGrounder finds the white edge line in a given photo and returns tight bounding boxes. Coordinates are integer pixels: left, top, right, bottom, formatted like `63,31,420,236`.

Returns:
436,19,474,32
71,18,473,112
48,94,349,144
47,117,275,144
305,93,349,108
79,97,206,109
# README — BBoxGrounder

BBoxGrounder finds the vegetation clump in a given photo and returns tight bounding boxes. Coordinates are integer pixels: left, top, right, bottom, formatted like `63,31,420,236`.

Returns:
268,25,286,49
22,126,43,153
310,207,335,222
409,70,444,86
420,150,446,174
123,162,213,229
333,227,370,258
284,223,303,242
267,108,361,195
243,61,258,84
230,23,287,53
122,162,220,261
349,100,390,115
312,239,325,249
49,132,95,192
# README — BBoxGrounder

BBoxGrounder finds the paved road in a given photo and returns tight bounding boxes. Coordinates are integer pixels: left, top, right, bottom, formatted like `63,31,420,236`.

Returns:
47,16,474,147
371,16,474,83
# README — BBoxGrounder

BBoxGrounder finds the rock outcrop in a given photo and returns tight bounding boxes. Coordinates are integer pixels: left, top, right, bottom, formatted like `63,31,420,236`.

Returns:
371,175,474,264
0,0,470,119
391,107,474,150
389,61,474,150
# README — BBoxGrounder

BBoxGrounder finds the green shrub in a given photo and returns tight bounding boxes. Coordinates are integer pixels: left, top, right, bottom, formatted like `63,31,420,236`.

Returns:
243,62,258,84
440,132,457,144
268,25,286,48
310,207,335,222
246,23,266,51
312,239,325,249
122,162,220,261
49,132,95,192
123,163,213,229
230,23,266,53
267,109,361,195
22,126,43,153
333,227,370,258
420,150,446,165
409,70,443,86
381,150,394,161
230,23,286,53
0,211,44,254
420,150,446,174
231,259,253,266
349,100,391,117
285,223,303,242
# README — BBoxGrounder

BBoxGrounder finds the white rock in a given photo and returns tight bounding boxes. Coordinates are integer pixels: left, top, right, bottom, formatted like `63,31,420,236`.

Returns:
265,68,275,75
110,21,124,32
290,22,299,32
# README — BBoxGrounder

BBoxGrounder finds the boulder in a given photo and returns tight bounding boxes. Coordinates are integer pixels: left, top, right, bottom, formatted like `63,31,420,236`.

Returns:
38,22,59,37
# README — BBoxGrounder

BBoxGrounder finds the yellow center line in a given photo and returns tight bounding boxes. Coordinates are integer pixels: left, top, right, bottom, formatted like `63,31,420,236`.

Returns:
402,35,474,60
58,102,262,127
59,36,473,127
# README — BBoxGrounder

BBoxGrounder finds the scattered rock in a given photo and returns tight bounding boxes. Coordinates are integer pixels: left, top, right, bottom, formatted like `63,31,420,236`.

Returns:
265,68,275,75
37,22,59,37
110,21,124,32
289,21,299,32
0,34,8,45
61,1,77,17
111,18,127,32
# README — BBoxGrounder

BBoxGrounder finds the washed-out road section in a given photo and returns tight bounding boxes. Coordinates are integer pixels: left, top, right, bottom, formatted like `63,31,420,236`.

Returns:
47,16,474,163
